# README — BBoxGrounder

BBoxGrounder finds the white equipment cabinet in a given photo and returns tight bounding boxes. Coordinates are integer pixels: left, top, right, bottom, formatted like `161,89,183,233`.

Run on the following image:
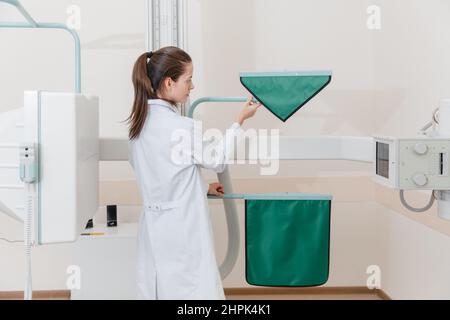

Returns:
71,222,138,300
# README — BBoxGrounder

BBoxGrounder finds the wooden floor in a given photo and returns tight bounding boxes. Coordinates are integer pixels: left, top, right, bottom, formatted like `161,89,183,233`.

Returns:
225,287,385,300
226,293,381,300
0,287,388,300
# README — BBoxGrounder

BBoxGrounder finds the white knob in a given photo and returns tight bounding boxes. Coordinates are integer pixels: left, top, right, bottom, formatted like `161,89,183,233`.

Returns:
414,143,428,155
412,173,428,186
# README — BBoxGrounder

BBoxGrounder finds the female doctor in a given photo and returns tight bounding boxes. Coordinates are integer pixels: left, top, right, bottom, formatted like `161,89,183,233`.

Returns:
127,46,260,300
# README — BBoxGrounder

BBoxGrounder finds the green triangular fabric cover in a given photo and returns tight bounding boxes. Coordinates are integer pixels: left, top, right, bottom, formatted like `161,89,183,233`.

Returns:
240,72,331,121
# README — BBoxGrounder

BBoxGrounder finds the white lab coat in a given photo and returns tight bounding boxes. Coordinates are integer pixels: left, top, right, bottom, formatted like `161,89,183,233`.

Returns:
129,99,242,300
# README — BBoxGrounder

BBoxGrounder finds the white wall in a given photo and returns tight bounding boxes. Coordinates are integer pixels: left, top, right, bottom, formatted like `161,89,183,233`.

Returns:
378,206,450,299
371,0,450,298
373,0,450,136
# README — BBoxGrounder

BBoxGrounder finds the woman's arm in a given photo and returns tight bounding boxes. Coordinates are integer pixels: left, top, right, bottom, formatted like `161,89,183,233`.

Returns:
190,96,260,173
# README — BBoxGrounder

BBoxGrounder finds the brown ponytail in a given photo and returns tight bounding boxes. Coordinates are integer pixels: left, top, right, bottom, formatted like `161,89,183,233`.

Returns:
127,46,192,140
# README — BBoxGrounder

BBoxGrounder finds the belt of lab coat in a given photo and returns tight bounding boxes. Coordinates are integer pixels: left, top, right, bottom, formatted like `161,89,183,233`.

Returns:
146,200,181,212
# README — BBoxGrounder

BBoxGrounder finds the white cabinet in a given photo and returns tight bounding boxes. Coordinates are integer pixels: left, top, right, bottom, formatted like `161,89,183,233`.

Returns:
71,223,138,300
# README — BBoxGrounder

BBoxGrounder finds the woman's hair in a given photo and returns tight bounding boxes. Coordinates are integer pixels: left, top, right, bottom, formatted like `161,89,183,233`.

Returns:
127,46,192,140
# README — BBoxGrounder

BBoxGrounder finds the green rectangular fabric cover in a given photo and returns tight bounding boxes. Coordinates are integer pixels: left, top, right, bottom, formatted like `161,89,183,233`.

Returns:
245,199,331,287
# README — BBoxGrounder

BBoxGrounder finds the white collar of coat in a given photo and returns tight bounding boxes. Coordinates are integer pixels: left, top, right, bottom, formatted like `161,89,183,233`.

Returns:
148,99,179,114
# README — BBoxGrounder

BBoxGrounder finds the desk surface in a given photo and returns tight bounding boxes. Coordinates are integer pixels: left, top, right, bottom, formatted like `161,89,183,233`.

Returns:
79,222,138,240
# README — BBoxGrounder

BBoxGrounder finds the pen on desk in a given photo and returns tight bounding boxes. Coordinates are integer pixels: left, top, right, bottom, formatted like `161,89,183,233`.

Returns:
81,232,105,236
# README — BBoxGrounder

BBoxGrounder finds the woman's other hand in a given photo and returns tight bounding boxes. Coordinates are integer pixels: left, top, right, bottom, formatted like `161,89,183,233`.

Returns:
208,182,225,196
